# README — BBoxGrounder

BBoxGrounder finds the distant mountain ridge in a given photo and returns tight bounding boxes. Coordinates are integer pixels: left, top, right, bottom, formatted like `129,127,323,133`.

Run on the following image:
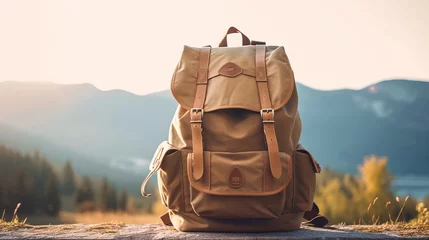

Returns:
0,81,176,160
296,79,429,174
0,79,428,177
0,123,143,194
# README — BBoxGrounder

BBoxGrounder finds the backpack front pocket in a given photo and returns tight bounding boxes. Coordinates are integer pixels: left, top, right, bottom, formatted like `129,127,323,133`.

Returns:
187,151,292,219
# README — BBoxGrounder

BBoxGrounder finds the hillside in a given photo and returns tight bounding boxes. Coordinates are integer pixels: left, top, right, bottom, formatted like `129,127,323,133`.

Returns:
0,79,428,176
0,82,175,159
297,79,429,174
0,123,143,195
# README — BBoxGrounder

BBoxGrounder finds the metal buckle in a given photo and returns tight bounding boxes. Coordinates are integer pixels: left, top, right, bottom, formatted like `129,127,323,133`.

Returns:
260,108,275,123
190,108,204,123
191,108,204,116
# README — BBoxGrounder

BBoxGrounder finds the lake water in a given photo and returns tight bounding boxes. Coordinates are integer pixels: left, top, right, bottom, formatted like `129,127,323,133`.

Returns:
393,176,429,200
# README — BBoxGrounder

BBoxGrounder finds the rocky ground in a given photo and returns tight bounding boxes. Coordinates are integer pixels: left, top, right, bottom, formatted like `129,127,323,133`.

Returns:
1,223,429,239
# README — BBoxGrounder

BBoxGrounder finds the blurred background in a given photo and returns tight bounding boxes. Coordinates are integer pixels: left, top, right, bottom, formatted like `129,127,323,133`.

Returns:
0,0,428,225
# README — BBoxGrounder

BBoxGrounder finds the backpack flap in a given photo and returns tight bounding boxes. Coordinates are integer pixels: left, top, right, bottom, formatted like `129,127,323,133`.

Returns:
171,45,295,113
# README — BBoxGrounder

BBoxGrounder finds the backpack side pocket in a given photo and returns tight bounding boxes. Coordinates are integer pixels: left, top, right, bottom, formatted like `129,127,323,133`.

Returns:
291,144,320,212
141,141,183,211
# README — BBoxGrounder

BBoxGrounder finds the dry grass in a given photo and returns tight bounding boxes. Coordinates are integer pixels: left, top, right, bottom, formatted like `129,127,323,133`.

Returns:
64,211,161,224
17,211,162,225
1,204,159,234
362,195,413,225
344,223,429,237
0,218,33,232
346,197,429,236
0,203,33,232
86,221,126,234
60,225,76,231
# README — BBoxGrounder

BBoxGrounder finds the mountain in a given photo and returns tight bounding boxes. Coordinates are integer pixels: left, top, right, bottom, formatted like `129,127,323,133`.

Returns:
0,81,175,160
0,123,144,194
0,81,175,194
0,79,428,177
297,80,429,174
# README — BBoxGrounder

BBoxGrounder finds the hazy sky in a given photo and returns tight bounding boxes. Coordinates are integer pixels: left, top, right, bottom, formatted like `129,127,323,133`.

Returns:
0,0,428,95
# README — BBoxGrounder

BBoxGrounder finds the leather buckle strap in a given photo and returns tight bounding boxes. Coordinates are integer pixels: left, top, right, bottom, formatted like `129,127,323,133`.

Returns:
255,45,282,179
190,47,211,181
263,123,282,179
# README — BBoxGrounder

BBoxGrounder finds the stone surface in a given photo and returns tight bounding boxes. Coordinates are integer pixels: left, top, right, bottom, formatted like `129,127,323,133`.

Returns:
0,224,428,240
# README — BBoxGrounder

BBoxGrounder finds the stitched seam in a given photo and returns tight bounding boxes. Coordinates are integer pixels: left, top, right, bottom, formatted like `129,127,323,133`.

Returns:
292,151,296,210
208,152,211,190
180,151,185,211
263,152,266,192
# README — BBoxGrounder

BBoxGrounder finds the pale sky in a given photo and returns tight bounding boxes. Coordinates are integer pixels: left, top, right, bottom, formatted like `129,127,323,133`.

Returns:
0,0,428,95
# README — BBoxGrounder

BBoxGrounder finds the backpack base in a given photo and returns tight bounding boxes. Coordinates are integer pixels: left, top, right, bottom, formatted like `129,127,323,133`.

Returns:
168,210,303,232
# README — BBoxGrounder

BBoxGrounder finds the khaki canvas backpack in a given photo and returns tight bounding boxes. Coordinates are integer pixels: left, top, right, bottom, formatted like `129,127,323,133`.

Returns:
141,27,328,232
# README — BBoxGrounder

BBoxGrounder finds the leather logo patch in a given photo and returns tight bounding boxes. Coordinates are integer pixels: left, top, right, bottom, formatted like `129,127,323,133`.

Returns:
229,167,244,189
218,62,243,78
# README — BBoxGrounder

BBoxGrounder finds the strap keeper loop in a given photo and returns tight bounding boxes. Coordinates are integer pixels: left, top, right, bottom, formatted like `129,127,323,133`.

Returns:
197,69,208,84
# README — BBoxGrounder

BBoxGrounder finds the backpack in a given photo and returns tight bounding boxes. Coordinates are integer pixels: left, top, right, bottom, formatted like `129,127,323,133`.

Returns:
141,27,328,232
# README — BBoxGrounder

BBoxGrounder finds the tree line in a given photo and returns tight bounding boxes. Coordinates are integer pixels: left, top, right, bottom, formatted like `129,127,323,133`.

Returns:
3,143,428,224
0,145,60,216
0,144,129,217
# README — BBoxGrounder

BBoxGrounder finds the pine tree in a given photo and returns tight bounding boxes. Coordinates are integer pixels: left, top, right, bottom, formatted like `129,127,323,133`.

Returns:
0,145,66,214
76,176,94,203
75,176,95,212
108,185,117,211
0,183,3,209
100,177,109,211
62,160,76,196
118,189,128,212
11,167,36,214
100,177,117,211
36,159,55,210
43,172,61,216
